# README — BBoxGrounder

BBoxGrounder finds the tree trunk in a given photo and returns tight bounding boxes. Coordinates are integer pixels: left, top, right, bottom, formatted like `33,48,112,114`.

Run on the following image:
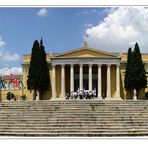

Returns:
136,89,139,100
33,90,37,100
39,89,43,100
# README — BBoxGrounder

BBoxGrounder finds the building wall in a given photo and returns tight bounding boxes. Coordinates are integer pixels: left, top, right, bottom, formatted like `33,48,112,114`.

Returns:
2,90,23,101
22,65,34,100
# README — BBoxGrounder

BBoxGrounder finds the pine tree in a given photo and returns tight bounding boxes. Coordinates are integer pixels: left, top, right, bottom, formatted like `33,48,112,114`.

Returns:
38,38,50,100
27,40,41,100
133,43,147,98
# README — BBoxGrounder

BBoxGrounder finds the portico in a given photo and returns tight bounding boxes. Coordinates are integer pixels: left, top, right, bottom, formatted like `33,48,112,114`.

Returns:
51,46,121,100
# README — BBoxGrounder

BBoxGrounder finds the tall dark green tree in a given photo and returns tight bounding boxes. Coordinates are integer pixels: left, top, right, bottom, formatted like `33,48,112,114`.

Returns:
27,39,50,100
27,40,41,100
124,43,147,99
133,43,147,98
124,48,134,93
38,38,50,100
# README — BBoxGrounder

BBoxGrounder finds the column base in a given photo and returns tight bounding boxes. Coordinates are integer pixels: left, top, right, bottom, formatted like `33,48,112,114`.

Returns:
51,97,65,100
133,97,137,100
115,97,122,100
97,97,103,100
36,97,39,101
105,97,112,100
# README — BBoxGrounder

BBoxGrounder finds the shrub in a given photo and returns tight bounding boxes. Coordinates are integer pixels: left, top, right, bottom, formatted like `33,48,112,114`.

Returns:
7,92,15,101
21,94,27,101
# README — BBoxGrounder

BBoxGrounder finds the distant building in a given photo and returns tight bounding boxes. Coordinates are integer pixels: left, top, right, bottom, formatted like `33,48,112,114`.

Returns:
22,42,148,100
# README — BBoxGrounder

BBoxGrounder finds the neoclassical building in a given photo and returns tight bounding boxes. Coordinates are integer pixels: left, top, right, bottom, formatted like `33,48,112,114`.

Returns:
22,42,148,100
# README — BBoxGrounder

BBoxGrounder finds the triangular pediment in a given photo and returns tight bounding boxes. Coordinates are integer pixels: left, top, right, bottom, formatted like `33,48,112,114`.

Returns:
54,47,119,58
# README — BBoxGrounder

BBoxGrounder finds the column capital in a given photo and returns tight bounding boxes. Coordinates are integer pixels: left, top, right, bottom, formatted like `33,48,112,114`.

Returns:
80,64,83,67
107,64,111,67
89,64,92,67
98,64,102,67
52,64,56,68
116,64,120,67
70,64,74,67
61,64,65,67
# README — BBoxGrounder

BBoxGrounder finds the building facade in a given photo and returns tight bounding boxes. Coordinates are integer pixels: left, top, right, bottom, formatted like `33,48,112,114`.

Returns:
22,43,148,100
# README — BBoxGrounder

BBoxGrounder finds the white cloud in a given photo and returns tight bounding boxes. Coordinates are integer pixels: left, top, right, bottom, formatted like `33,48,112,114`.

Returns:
0,52,19,61
37,8,48,17
0,67,22,76
85,7,148,53
0,37,20,62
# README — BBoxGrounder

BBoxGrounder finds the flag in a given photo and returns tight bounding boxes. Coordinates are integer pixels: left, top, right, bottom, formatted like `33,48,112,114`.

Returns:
10,74,19,88
0,76,6,89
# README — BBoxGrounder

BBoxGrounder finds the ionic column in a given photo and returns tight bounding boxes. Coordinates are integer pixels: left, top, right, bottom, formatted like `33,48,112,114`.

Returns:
79,64,83,90
70,64,74,92
98,64,102,99
89,64,92,90
107,64,111,98
61,64,65,98
116,64,121,99
52,64,56,98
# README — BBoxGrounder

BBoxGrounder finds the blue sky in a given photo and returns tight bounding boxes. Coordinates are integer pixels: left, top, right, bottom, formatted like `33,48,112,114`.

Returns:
0,7,148,72
0,7,107,69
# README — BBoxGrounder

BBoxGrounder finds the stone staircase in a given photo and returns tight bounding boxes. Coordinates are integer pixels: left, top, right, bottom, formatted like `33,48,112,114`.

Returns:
0,100,148,136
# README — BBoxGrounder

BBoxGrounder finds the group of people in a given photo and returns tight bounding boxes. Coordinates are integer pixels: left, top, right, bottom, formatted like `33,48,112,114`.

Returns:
65,88,96,100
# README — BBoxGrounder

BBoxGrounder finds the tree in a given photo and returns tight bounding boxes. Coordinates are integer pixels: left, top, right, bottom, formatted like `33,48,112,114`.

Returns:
132,43,147,98
27,39,50,100
124,48,134,92
37,38,50,100
27,40,41,100
124,43,147,99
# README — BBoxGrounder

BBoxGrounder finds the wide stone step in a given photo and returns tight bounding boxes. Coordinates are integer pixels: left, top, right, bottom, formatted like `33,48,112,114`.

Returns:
0,121,147,126
1,125,148,129
0,131,147,136
1,123,148,127
1,108,148,112
0,111,147,115
1,115,148,119
1,102,148,106
1,122,148,126
0,128,148,132
0,118,147,122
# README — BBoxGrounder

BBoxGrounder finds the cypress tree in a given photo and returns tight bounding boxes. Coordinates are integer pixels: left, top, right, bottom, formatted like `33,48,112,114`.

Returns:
124,43,147,99
27,39,50,100
27,40,40,100
133,43,147,98
38,38,50,100
124,48,134,91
